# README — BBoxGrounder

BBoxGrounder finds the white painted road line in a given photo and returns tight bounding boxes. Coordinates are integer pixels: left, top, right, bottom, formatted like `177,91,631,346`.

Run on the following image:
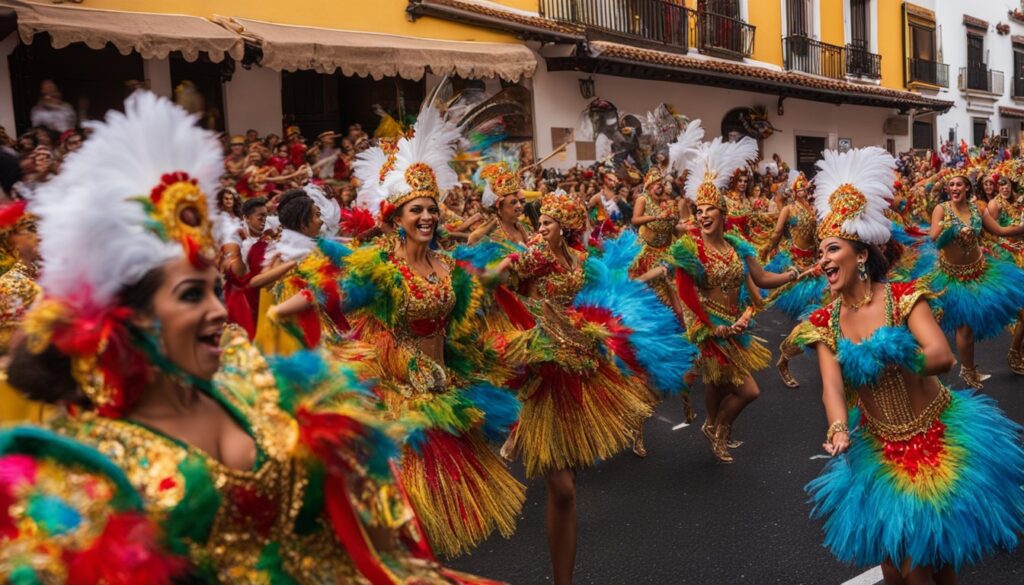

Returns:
841,566,882,585
656,415,674,424
671,422,691,430
809,454,832,460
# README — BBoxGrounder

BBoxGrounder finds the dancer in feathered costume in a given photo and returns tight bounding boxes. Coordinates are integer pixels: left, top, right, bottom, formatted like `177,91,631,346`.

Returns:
0,201,45,423
627,119,704,450
985,172,1024,373
761,170,828,387
0,91,502,585
927,168,1024,389
667,137,811,463
492,189,695,585
274,101,526,559
467,160,532,249
784,146,1024,584
723,168,754,239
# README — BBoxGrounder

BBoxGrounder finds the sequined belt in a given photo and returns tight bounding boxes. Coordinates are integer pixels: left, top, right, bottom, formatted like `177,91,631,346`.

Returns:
861,380,951,442
938,253,986,282
639,222,675,248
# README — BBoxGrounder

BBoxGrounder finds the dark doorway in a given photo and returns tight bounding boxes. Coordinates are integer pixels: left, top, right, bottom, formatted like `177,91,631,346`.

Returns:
912,120,934,150
169,53,226,132
795,135,826,177
972,118,987,146
7,34,143,134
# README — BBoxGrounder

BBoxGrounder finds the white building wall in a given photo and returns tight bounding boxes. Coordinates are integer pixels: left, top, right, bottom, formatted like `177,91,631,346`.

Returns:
934,0,1024,146
223,66,283,137
530,58,904,170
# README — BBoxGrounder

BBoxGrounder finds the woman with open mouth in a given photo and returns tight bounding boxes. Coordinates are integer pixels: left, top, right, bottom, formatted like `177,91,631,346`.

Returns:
786,146,1024,585
927,168,1024,389
272,102,526,560
0,92,501,584
666,136,812,464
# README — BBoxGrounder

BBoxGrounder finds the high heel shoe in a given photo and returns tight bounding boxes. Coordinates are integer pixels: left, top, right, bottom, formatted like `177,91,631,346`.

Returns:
632,428,647,458
960,365,986,390
712,424,734,464
681,393,697,424
777,356,799,388
1009,349,1024,375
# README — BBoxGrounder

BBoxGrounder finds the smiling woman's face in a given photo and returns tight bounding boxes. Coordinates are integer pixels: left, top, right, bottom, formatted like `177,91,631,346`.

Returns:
138,258,227,381
818,237,866,294
394,197,439,244
695,204,723,236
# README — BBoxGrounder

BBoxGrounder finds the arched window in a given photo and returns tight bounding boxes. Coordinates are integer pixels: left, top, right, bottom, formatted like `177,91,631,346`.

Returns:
720,107,747,142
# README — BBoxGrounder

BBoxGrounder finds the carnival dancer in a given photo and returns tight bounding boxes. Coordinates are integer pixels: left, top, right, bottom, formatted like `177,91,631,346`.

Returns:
761,170,828,387
0,91,501,584
667,137,810,463
0,201,45,423
587,167,627,242
468,161,532,248
723,168,754,239
786,146,1024,585
986,173,1024,373
928,169,1024,389
626,119,706,454
273,103,525,559
493,189,694,585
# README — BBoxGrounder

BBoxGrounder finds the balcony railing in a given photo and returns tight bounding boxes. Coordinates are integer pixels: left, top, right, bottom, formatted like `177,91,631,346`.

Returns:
539,0,754,59
783,35,845,79
696,9,755,59
907,57,949,88
959,65,1004,94
846,43,881,79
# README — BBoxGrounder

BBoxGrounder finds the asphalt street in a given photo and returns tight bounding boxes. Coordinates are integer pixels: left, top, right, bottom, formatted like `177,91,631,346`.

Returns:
450,308,1024,585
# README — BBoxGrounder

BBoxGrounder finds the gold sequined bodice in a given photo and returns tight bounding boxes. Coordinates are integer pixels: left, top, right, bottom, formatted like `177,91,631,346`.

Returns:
725,190,751,218
392,252,457,338
0,262,40,354
47,340,366,583
831,283,947,441
513,239,586,307
639,194,680,248
703,242,745,294
790,202,816,243
940,202,981,252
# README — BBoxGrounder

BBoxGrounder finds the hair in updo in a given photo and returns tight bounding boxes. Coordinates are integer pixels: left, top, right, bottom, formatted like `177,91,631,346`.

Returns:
276,189,315,232
5,266,165,404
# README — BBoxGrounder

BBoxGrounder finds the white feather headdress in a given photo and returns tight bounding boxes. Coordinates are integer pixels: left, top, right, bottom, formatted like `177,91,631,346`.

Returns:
351,140,397,218
380,102,460,219
813,146,896,245
304,182,341,238
668,119,705,175
34,90,224,310
683,136,758,209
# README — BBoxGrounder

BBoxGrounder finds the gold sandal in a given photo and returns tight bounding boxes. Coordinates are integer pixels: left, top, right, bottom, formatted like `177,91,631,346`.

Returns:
632,428,647,458
777,356,799,388
712,424,734,464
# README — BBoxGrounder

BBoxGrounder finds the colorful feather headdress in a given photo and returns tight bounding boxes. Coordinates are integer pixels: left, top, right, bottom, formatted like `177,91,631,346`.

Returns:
788,169,810,193
0,200,33,274
20,91,225,417
813,146,896,245
478,160,522,208
379,101,460,221
351,137,399,220
683,136,758,210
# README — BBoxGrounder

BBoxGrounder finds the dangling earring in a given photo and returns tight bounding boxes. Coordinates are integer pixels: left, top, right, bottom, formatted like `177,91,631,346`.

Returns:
397,226,406,242
857,261,868,281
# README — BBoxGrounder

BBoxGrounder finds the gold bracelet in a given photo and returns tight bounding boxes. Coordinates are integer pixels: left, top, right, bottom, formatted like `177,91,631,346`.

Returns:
825,420,849,443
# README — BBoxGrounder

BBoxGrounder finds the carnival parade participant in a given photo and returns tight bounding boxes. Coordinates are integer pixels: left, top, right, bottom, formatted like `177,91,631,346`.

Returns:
667,137,810,463
786,146,1024,585
273,102,526,559
492,188,694,585
762,170,828,387
986,172,1024,373
0,91,502,584
468,161,532,248
0,201,44,423
928,169,1024,389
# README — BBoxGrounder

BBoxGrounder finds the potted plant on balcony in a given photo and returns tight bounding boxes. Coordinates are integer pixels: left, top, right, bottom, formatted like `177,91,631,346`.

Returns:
1010,5,1024,24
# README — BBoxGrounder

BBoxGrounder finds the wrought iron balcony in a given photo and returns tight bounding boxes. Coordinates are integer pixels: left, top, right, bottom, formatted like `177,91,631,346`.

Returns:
783,35,844,79
959,65,1004,94
540,0,692,51
539,0,754,59
846,43,881,79
907,57,949,88
696,9,754,59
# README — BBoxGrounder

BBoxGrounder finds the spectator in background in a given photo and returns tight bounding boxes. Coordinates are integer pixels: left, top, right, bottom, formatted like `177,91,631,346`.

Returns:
58,130,83,159
15,133,36,155
225,135,247,178
245,128,259,143
0,149,20,202
30,80,76,135
0,127,13,149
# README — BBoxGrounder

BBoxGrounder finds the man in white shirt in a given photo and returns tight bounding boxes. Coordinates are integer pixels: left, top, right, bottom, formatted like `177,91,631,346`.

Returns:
29,80,76,135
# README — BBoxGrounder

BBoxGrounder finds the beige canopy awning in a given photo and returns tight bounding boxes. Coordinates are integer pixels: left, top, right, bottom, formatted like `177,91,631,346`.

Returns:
214,16,537,81
0,0,244,63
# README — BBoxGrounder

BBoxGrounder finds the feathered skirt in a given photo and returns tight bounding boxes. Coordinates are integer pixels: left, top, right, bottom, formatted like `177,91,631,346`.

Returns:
765,245,827,321
806,390,1024,570
930,253,1024,339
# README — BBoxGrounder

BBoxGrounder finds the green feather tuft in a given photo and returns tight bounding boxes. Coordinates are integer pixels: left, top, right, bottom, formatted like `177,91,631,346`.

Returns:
293,461,326,535
162,454,220,553
255,542,300,585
